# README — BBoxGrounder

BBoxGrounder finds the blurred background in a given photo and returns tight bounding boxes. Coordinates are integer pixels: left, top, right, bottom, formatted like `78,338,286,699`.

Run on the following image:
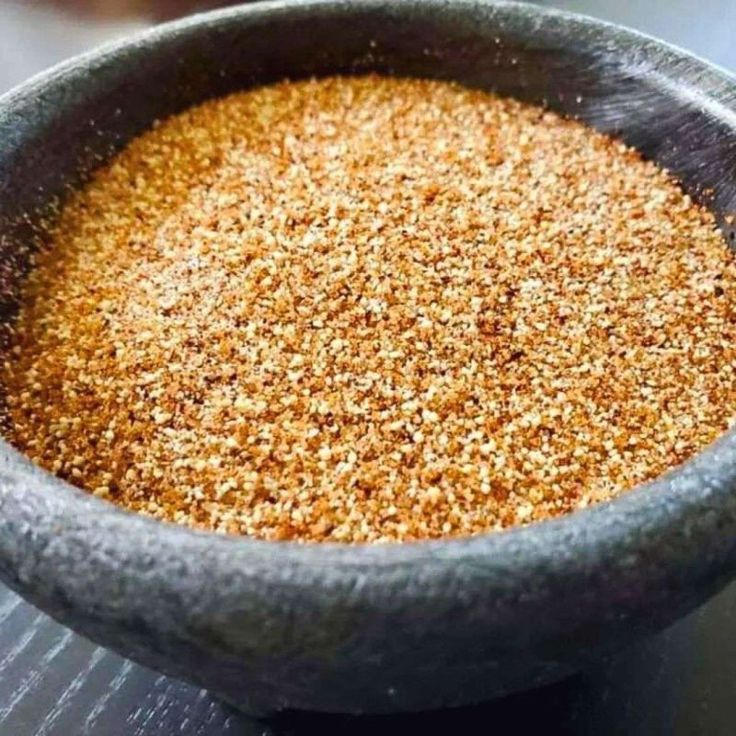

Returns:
0,1,735,734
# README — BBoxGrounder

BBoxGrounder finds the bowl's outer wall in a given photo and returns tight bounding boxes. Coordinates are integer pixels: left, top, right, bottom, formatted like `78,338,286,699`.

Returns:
1,0,736,715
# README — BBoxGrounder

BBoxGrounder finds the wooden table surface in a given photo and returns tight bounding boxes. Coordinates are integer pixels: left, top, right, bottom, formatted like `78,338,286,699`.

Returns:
1,1,735,733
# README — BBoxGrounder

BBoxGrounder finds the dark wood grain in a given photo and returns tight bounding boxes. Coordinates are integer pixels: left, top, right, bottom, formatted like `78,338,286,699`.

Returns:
0,587,257,735
0,1,735,733
0,581,734,735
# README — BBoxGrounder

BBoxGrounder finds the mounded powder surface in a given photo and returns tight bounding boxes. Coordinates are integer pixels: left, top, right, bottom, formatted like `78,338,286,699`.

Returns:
3,75,736,543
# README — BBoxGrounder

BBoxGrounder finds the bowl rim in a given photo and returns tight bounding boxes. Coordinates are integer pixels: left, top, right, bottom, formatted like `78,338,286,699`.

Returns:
1,0,736,577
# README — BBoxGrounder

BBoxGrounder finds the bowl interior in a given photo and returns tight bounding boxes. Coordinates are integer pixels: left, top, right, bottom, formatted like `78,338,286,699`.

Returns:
1,0,736,546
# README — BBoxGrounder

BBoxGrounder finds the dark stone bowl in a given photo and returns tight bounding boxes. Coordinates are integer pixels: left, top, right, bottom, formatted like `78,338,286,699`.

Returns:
1,0,736,716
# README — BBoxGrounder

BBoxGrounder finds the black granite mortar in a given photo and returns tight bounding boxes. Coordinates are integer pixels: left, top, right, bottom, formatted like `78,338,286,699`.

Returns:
0,0,735,717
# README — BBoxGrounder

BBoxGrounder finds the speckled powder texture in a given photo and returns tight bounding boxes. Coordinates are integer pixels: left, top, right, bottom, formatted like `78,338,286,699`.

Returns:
2,75,736,543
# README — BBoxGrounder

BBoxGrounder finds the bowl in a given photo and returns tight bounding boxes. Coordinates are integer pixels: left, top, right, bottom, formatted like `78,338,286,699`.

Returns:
1,0,736,717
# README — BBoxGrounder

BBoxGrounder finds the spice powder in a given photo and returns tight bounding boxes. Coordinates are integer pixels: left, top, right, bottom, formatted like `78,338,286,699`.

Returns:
3,75,736,543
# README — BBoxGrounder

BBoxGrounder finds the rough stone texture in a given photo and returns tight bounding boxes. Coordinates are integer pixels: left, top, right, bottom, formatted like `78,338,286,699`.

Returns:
0,0,735,716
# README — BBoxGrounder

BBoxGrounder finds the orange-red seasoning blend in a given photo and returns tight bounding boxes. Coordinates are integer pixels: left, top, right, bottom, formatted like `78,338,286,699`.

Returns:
3,75,736,543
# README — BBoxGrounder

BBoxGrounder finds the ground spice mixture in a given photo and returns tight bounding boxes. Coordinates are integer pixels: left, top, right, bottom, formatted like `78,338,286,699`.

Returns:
3,75,736,542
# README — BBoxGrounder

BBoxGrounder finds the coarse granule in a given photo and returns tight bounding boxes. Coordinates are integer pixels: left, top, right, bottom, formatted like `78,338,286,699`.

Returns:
2,75,736,543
